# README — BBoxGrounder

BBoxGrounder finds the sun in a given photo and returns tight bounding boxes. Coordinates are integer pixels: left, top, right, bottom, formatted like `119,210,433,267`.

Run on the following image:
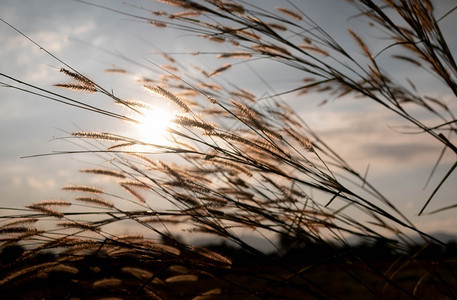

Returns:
134,107,176,145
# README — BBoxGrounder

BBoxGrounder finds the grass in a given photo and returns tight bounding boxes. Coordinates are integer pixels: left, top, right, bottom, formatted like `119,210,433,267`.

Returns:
1,0,457,298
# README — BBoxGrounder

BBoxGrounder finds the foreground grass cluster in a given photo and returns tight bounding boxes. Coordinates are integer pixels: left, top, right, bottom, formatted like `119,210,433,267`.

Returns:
1,0,457,298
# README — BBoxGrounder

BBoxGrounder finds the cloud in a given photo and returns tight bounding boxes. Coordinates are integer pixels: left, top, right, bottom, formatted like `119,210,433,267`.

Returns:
6,22,96,67
26,176,56,191
30,21,95,54
1,3,97,84
299,104,451,173
361,142,437,163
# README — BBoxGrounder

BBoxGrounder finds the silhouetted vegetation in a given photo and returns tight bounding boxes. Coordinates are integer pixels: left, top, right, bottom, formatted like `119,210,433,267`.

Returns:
1,0,457,298
1,240,456,299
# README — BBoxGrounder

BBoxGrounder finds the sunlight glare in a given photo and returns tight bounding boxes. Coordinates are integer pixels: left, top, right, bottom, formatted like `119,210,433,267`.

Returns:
135,107,176,145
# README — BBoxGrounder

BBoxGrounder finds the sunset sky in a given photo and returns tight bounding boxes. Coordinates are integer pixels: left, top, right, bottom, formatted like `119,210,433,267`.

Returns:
1,0,457,240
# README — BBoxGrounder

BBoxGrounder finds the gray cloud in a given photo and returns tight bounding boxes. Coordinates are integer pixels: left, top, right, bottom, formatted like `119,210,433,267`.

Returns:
361,142,438,163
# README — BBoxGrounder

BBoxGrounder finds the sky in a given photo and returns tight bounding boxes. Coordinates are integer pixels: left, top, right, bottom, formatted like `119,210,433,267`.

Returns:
1,0,457,242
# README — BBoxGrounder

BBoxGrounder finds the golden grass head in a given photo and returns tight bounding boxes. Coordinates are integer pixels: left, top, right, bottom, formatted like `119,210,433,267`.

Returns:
275,7,302,21
62,185,104,194
54,83,97,93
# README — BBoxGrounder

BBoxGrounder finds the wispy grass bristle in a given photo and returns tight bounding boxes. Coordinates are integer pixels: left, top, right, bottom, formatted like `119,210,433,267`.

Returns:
125,153,157,166
238,29,261,41
173,115,215,132
146,242,181,256
275,7,302,21
58,221,100,232
197,82,222,91
347,29,373,62
207,64,231,77
72,132,122,141
92,278,122,289
144,85,191,113
2,218,39,227
26,205,65,218
80,168,126,179
150,21,167,28
230,99,262,126
142,216,183,224
165,274,198,283
114,99,153,110
75,197,115,208
208,158,253,177
60,68,94,87
29,200,72,207
392,55,422,67
251,44,290,56
62,185,104,194
44,264,79,275
194,247,232,267
54,83,97,93
55,237,99,247
167,265,188,274
284,128,314,151
299,45,329,57
156,0,194,9
113,235,143,242
120,183,147,203
217,52,252,59
172,10,201,18
0,226,36,234
105,68,127,73
204,35,225,43
108,142,135,150
119,180,151,189
160,64,178,72
267,22,287,31
0,262,57,286
206,95,217,104
218,2,244,13
173,192,200,207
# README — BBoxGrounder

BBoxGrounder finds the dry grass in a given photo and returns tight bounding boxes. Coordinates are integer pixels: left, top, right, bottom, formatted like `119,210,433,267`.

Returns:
1,0,457,298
